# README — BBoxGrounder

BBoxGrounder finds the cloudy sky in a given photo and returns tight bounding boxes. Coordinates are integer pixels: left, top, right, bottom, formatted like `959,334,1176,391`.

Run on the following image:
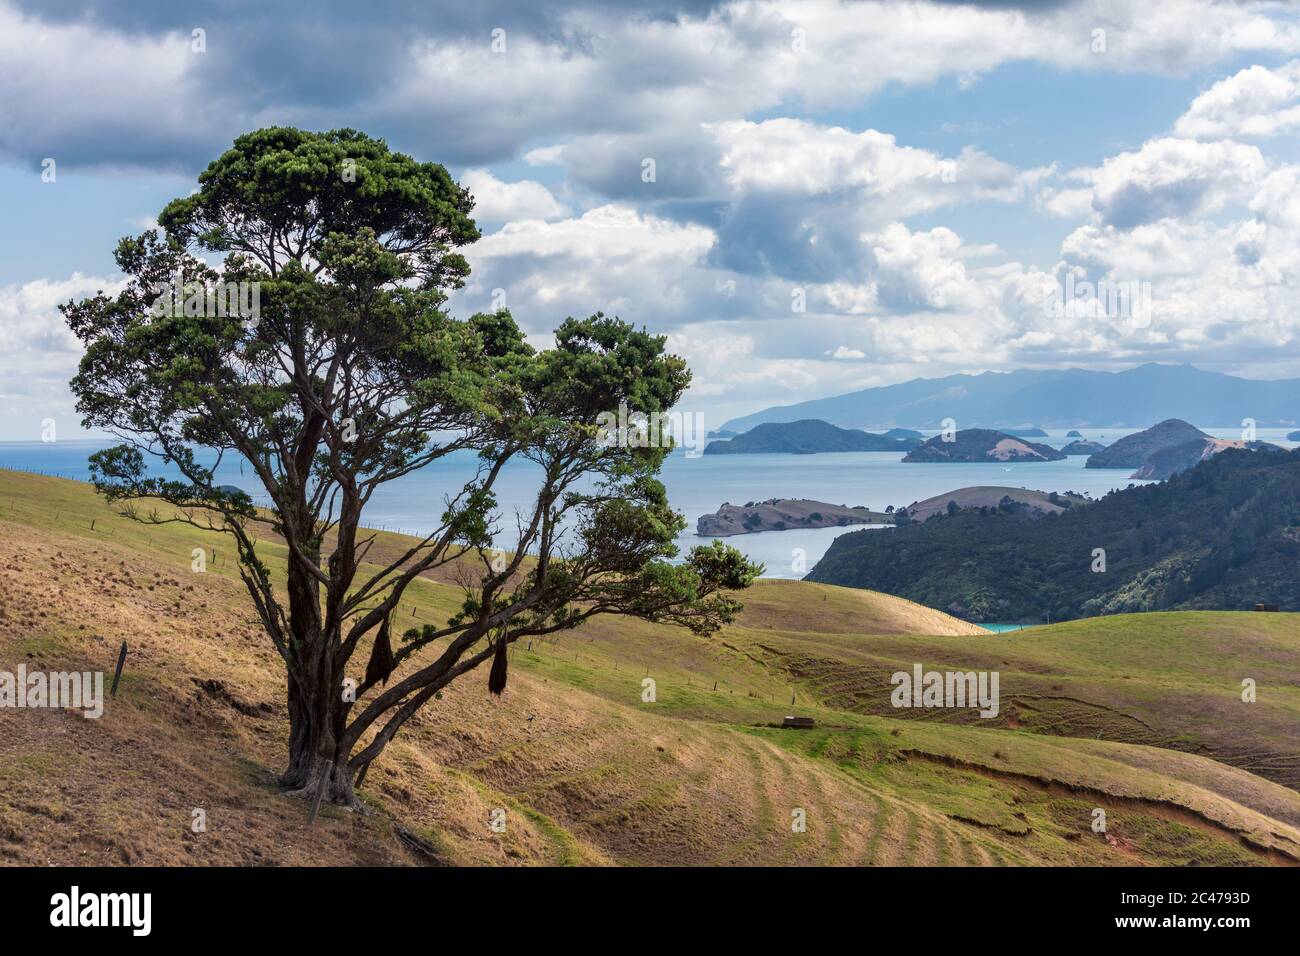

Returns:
3,0,1300,439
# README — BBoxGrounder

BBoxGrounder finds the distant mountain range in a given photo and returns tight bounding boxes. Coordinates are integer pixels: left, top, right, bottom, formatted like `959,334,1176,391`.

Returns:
719,363,1300,432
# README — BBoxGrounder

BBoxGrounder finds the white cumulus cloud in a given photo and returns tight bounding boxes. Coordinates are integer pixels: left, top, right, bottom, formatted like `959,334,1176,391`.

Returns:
1175,61,1300,139
459,168,568,222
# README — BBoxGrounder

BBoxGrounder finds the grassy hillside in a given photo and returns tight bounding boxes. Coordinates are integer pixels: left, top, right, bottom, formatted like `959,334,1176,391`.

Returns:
2,469,1298,867
723,613,1300,791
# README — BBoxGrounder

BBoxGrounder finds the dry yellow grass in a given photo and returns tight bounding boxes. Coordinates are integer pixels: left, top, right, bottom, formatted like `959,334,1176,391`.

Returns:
733,578,987,636
2,470,1297,867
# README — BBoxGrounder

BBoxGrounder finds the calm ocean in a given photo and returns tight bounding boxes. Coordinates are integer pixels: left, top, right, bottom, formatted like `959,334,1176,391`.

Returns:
2,427,1293,579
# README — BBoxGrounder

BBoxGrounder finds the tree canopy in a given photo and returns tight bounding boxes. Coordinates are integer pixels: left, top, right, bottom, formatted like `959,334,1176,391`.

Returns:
64,127,759,807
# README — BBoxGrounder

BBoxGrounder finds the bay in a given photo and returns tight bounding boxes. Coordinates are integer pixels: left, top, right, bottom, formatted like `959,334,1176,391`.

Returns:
2,426,1293,579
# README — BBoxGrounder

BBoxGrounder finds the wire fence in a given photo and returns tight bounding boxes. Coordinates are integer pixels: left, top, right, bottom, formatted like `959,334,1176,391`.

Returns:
0,464,86,480
0,466,436,538
366,523,438,538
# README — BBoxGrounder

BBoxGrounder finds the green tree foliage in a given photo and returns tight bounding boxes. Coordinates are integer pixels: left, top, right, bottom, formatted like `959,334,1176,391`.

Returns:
64,128,759,806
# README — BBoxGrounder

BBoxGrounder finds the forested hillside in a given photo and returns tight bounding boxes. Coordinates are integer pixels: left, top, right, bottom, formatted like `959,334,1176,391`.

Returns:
808,448,1300,622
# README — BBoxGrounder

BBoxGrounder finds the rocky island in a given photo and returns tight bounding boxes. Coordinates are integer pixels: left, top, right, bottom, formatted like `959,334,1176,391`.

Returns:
1060,439,1106,455
902,429,1066,463
703,419,920,455
697,498,892,536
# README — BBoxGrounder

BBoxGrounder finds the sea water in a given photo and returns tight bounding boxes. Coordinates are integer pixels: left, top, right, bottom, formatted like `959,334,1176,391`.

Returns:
2,428,1294,579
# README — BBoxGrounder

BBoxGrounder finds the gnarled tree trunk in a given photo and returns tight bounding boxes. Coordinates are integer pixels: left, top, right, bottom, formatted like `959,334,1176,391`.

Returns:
282,656,356,808
279,545,358,808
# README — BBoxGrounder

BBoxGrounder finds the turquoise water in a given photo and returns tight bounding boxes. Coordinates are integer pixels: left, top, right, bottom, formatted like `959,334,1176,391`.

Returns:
3,427,1294,579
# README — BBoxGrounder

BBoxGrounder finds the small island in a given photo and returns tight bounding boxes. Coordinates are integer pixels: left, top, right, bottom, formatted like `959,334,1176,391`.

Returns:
697,498,892,536
1066,430,1083,438
703,419,919,455
902,429,1066,463
1060,439,1106,455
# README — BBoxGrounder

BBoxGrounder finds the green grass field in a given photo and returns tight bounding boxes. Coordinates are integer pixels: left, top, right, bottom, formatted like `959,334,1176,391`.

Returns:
2,468,1297,866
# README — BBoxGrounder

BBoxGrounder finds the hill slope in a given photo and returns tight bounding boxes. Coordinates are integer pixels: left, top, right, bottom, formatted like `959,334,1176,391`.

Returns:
726,612,1300,792
2,469,1298,867
807,447,1300,621
1131,437,1272,480
1085,419,1209,468
901,486,1087,522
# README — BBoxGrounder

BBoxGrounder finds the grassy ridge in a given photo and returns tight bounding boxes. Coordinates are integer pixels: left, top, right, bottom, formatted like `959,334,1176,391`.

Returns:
2,468,1298,866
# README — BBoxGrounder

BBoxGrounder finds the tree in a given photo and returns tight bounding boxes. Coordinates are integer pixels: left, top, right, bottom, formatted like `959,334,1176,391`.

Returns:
64,127,759,808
